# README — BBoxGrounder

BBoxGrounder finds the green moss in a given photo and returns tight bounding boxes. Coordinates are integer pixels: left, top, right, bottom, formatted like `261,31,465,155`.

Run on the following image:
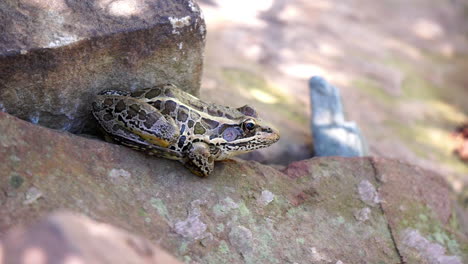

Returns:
218,240,230,254
150,198,170,220
296,237,305,244
179,241,188,254
9,174,24,189
238,202,250,217
221,67,308,125
221,68,290,103
138,207,148,217
352,78,394,104
397,202,465,257
402,75,440,100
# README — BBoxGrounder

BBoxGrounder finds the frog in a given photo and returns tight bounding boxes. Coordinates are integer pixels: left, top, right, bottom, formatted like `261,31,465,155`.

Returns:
92,84,280,177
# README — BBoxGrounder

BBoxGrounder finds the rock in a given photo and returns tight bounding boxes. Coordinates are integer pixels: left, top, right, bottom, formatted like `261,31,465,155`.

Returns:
0,0,205,133
373,157,466,264
309,76,368,157
357,180,381,207
0,112,466,263
0,211,182,264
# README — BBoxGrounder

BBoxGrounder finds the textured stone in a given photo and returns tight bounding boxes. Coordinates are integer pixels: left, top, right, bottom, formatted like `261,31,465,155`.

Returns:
0,211,182,264
0,112,466,263
309,76,368,157
373,157,467,263
0,0,205,132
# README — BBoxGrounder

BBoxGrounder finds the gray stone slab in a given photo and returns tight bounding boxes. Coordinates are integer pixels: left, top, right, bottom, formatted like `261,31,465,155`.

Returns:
0,0,205,132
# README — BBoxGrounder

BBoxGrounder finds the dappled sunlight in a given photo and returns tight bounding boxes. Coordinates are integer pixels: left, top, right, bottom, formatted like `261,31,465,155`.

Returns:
412,18,444,40
86,220,117,237
415,125,455,154
429,100,467,124
383,37,422,60
98,0,144,17
23,247,47,263
279,63,326,79
438,42,455,58
201,0,273,27
63,255,85,264
318,42,343,57
250,89,279,104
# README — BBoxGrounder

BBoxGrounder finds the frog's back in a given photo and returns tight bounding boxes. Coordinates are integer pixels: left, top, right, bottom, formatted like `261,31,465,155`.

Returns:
133,85,246,121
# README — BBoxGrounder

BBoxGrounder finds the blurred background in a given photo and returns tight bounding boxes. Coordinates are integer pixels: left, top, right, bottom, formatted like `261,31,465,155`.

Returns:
196,0,468,195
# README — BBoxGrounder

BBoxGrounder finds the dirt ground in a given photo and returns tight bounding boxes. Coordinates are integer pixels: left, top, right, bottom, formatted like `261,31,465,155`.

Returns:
196,0,468,193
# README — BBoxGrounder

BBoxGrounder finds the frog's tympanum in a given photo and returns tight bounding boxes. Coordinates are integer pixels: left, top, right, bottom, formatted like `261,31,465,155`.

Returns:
92,84,280,177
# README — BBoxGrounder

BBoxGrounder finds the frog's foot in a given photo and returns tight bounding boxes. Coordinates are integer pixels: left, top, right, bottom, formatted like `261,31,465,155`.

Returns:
183,142,214,177
92,95,180,148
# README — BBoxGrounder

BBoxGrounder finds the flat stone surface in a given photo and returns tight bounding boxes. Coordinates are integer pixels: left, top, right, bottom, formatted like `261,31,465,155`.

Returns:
0,0,205,132
0,211,182,264
0,112,466,263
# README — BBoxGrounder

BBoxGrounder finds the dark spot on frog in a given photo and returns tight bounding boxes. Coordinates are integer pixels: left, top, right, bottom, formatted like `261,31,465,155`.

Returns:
151,100,162,110
224,113,234,120
92,102,99,111
180,124,186,134
145,88,161,99
177,106,189,122
237,105,258,118
127,104,141,118
103,113,113,121
131,90,146,97
194,122,206,134
162,100,177,115
202,118,219,129
138,111,146,120
178,136,186,148
189,101,204,111
144,113,158,129
165,88,175,97
10,175,24,189
103,98,114,107
115,100,126,113
207,107,224,117
188,120,194,128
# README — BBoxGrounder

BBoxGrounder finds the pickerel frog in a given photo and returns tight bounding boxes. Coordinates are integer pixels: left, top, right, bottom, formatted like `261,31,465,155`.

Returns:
92,84,280,177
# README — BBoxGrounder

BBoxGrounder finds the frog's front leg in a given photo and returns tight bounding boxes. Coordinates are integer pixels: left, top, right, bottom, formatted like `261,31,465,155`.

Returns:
182,142,214,177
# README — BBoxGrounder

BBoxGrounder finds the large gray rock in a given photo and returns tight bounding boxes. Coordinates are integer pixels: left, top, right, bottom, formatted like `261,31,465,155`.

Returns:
310,76,368,157
0,0,205,132
1,112,466,263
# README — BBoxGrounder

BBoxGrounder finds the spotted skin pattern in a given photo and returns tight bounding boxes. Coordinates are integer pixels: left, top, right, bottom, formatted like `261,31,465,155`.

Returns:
92,84,280,177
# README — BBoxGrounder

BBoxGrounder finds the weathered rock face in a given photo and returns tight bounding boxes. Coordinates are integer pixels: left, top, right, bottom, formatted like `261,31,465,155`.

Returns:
0,211,182,264
0,0,205,132
0,112,466,263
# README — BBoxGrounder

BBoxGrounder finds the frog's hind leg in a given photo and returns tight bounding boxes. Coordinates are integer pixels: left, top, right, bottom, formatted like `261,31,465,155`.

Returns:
182,142,215,177
92,95,180,148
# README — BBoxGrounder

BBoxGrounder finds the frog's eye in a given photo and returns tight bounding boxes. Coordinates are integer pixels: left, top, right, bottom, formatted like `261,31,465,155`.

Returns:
242,119,256,131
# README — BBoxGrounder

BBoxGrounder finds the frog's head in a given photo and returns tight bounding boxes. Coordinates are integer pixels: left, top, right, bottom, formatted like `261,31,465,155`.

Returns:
214,105,280,159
